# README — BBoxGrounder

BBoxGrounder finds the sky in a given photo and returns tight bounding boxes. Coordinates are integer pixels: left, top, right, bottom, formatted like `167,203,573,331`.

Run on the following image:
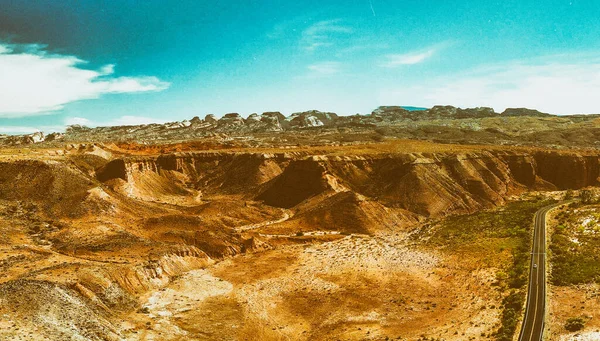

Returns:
1,0,600,134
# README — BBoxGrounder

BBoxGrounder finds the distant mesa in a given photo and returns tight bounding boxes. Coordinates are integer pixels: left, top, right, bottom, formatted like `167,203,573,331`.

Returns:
288,110,338,128
370,105,497,121
204,114,217,123
245,113,261,122
501,108,552,117
218,113,245,126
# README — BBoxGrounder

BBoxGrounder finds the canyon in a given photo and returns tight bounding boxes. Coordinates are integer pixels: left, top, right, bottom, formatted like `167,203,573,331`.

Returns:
1,138,599,340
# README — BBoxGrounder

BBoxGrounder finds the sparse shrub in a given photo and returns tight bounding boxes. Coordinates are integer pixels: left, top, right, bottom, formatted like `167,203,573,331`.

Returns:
564,189,575,200
295,231,304,237
565,317,586,332
496,291,525,340
580,189,596,204
550,222,600,285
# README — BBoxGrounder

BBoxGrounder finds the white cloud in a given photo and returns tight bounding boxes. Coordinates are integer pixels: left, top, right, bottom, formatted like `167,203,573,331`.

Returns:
381,50,436,66
0,126,41,134
301,19,352,52
380,42,452,67
99,64,115,75
379,54,600,114
64,117,92,126
307,61,341,75
64,115,167,127
0,43,170,117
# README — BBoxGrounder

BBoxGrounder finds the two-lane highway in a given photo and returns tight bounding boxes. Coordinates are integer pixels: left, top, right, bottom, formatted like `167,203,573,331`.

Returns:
518,203,561,341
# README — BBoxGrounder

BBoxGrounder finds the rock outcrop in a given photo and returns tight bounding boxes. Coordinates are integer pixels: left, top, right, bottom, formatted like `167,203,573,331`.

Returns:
501,108,551,117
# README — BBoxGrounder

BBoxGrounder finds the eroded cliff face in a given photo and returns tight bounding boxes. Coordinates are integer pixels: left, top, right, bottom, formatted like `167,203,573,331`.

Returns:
94,150,600,219
10,149,589,241
96,153,286,204
532,151,600,189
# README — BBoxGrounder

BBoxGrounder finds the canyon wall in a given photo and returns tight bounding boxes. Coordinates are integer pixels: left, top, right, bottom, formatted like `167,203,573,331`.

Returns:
2,150,598,220
95,150,600,218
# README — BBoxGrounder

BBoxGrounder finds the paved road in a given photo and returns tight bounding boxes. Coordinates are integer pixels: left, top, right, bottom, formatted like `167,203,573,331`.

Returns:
518,203,560,341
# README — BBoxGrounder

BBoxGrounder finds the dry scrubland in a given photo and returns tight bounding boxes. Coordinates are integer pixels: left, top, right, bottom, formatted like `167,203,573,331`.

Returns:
546,201,600,341
0,140,599,340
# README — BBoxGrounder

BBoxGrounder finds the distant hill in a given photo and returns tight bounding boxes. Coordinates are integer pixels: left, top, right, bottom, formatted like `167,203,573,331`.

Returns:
5,105,600,149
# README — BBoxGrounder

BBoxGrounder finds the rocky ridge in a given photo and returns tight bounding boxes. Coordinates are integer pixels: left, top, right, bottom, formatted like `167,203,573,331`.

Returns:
4,105,600,148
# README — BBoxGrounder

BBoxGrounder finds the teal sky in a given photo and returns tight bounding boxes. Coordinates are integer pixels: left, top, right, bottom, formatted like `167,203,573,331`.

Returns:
1,0,600,133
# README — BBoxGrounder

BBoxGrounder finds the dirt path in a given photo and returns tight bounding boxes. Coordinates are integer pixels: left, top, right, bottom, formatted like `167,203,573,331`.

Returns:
235,208,292,232
259,230,341,238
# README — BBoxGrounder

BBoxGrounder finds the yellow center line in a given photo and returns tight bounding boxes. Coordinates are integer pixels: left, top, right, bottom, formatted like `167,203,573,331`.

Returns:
529,262,538,341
